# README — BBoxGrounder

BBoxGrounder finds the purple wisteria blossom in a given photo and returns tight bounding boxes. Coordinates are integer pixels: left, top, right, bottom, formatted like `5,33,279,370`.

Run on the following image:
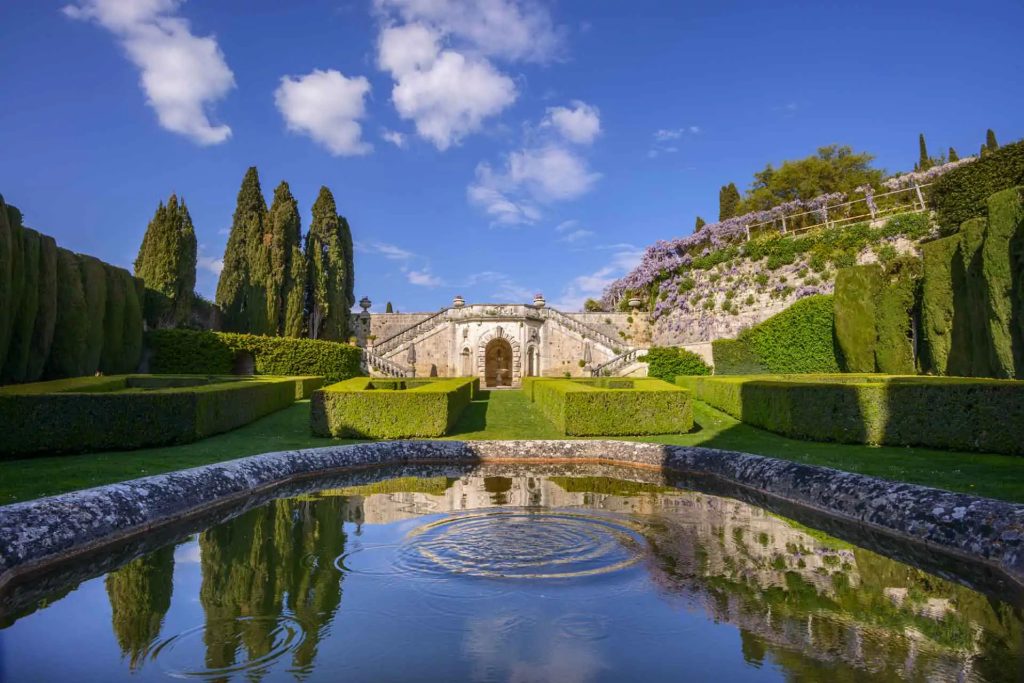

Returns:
882,157,977,190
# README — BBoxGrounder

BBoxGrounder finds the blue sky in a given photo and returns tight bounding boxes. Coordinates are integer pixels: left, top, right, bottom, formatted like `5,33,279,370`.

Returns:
1,0,1022,312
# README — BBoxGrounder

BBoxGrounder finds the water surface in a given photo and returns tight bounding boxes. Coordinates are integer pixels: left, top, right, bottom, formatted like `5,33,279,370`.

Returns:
1,464,1022,681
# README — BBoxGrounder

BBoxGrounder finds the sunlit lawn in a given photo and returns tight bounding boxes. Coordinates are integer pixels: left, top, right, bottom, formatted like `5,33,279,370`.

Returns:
3,389,1023,504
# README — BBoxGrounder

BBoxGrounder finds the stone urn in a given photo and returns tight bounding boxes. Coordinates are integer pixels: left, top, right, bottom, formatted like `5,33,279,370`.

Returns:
627,297,642,309
533,293,546,308
453,294,465,308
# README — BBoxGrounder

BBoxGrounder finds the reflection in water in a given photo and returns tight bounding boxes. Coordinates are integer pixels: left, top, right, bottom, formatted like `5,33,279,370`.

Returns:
1,467,1022,682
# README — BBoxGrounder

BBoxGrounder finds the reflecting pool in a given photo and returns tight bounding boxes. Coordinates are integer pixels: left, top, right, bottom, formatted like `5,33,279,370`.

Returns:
1,464,1023,681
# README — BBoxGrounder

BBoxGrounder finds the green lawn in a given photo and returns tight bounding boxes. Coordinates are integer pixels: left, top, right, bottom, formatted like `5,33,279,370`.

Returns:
3,389,1024,504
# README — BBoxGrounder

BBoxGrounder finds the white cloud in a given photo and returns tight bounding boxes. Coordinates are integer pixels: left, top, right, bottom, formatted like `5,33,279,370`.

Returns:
465,271,532,302
467,178,541,226
378,23,517,150
555,219,579,232
198,254,223,276
64,0,234,145
549,244,641,311
648,125,698,158
542,101,600,144
274,69,372,156
374,0,563,62
557,228,594,243
407,268,442,286
381,129,407,148
357,241,415,260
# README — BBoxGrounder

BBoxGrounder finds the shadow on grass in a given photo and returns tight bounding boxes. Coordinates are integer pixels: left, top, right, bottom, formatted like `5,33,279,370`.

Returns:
447,390,492,436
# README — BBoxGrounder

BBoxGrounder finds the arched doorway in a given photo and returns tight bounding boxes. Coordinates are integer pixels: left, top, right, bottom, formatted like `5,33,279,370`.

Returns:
485,338,513,387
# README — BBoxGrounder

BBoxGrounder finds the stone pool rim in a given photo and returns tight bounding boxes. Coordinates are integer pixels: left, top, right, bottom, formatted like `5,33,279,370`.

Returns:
2,439,1023,593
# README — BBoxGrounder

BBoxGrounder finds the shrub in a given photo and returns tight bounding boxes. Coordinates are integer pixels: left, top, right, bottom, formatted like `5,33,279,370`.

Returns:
311,377,477,438
78,255,108,374
960,217,994,377
146,329,363,381
834,265,882,372
526,377,692,436
932,139,1024,232
2,228,40,383
920,236,962,375
980,187,1024,378
645,346,711,381
713,295,839,374
26,233,58,381
676,374,1024,455
0,375,316,457
44,248,89,378
100,263,127,375
874,256,922,374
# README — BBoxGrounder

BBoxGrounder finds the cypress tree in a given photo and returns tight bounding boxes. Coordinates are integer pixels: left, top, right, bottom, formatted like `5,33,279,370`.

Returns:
2,227,39,383
986,129,999,152
694,216,706,233
305,187,349,340
385,301,393,313
267,182,306,337
79,255,108,374
918,133,931,171
948,147,959,162
100,263,126,374
340,215,355,315
217,167,269,334
106,546,175,671
134,195,197,328
45,248,89,378
718,183,741,220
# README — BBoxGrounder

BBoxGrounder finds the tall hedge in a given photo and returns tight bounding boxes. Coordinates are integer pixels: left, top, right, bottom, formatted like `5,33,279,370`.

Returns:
960,217,993,377
932,139,1024,233
874,256,921,374
834,265,882,372
713,295,839,374
45,248,89,378
920,235,970,375
980,187,1024,378
645,346,711,381
0,196,12,372
79,255,108,374
2,227,39,382
26,234,58,381
100,263,127,374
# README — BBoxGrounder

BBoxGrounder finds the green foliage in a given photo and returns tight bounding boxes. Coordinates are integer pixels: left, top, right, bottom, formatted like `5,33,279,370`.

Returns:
981,187,1024,378
78,255,108,374
645,346,711,381
918,133,931,171
146,328,362,381
311,377,478,438
3,228,40,383
714,296,839,375
740,145,883,212
960,217,994,377
677,374,1024,455
875,257,921,374
0,375,313,457
0,196,12,373
216,167,271,334
986,129,999,153
524,377,692,436
385,301,394,313
694,216,706,232
932,139,1024,232
25,234,58,382
583,298,603,312
134,194,196,328
920,236,965,375
718,183,741,220
105,546,174,670
948,147,959,163
45,248,89,378
305,187,350,340
267,181,307,337
834,265,882,372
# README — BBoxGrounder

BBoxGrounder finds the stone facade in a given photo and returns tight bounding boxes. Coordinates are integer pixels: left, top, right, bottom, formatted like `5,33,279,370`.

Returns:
353,301,650,384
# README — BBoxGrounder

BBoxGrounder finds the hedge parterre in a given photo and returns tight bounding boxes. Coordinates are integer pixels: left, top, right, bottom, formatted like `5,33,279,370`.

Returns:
522,377,693,436
675,374,1024,456
310,376,479,439
0,374,322,458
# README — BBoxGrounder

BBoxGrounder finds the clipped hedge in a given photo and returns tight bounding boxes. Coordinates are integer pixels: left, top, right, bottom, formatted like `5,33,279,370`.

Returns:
0,374,320,457
712,295,839,375
146,329,363,381
644,346,711,382
960,217,993,377
524,377,692,436
834,265,882,372
26,233,58,381
675,374,1024,455
45,248,89,378
932,139,1024,232
311,377,478,438
874,257,921,374
2,227,40,383
981,187,1024,378
920,235,965,375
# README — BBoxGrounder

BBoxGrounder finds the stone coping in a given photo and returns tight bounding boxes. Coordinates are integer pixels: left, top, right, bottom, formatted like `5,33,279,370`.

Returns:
2,440,1023,594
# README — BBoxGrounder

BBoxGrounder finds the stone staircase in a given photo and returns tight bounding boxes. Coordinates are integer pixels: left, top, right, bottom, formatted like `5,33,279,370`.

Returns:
589,348,649,377
360,348,412,377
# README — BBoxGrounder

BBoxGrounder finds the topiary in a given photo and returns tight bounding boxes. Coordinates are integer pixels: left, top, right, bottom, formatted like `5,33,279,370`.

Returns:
645,346,711,381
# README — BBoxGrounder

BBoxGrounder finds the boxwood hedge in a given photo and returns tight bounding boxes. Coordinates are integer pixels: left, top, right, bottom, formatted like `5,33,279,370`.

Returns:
311,377,478,438
645,346,711,382
523,377,692,436
676,374,1024,455
932,139,1024,233
0,374,321,457
146,329,363,381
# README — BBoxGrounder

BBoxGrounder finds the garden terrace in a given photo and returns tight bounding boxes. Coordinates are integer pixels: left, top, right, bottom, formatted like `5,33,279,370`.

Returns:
675,374,1024,455
310,376,479,439
0,374,322,457
522,377,692,436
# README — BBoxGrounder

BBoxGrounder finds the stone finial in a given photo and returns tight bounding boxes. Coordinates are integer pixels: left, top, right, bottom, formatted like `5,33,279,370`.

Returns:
533,293,546,308
627,297,642,309
359,296,372,312
453,294,465,308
